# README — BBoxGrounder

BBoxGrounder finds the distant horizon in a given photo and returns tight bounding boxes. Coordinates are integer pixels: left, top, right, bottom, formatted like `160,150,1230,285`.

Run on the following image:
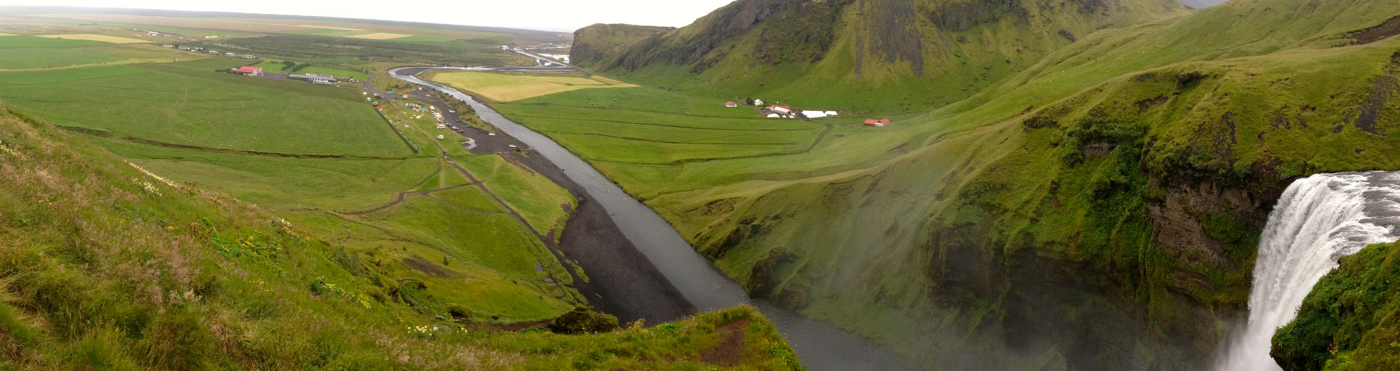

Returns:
0,1,734,32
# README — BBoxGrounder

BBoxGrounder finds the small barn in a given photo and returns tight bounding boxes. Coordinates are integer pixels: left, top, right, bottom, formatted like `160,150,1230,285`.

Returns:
725,101,738,108
864,119,889,127
232,66,263,76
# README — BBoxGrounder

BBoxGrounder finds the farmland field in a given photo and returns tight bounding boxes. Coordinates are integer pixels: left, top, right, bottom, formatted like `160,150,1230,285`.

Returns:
0,59,405,156
392,34,458,43
38,34,149,43
0,35,104,47
0,41,209,71
429,71,636,102
349,32,410,40
0,47,121,69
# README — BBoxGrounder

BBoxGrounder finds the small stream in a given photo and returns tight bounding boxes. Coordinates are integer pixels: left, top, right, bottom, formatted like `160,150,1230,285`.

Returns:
390,67,900,370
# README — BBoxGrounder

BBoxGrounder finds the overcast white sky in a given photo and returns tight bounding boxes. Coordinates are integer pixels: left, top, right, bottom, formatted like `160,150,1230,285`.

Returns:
0,0,735,32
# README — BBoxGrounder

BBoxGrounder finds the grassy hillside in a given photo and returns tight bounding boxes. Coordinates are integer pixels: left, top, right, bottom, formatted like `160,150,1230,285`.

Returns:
573,0,1190,112
571,23,674,67
0,102,802,369
1271,241,1400,371
508,0,1400,368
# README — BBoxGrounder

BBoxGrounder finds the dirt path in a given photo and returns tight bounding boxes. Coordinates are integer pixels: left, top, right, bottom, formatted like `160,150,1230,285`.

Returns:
701,319,750,367
407,125,589,305
57,125,409,160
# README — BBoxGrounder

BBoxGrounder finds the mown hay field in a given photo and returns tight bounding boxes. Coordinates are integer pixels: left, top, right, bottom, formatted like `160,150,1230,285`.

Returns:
429,71,637,102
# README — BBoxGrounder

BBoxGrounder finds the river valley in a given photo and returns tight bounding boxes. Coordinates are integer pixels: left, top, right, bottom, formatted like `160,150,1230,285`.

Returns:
390,67,902,370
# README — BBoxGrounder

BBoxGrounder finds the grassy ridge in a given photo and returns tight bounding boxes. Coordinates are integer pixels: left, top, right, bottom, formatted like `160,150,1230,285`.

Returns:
0,104,801,369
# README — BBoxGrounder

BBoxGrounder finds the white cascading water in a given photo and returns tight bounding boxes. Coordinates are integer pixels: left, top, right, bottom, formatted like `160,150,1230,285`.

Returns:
1213,171,1400,370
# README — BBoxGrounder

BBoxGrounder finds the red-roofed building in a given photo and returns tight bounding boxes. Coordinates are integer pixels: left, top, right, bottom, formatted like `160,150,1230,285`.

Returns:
770,105,792,114
725,101,738,108
864,119,886,127
232,66,262,76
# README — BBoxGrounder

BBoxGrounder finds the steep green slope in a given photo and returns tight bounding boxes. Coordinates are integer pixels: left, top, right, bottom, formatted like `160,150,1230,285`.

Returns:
573,0,1189,112
527,0,1400,369
1272,241,1400,371
0,104,802,369
571,23,674,67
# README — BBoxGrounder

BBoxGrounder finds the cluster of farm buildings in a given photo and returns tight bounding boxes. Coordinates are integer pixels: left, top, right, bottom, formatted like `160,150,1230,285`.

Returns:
228,66,353,86
164,44,256,59
726,99,890,126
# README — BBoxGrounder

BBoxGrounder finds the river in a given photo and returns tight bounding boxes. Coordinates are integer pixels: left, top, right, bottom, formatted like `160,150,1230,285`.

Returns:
390,67,901,370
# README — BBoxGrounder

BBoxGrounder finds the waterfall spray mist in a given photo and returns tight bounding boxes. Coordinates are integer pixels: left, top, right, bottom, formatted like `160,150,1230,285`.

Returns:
1213,172,1400,370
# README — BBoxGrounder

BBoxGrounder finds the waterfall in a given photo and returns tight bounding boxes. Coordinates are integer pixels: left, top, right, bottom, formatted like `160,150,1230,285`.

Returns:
1213,171,1400,370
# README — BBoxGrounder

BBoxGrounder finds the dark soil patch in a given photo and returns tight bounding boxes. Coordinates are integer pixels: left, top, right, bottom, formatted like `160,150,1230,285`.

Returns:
700,319,749,367
403,256,456,278
1135,95,1168,113
1351,15,1400,45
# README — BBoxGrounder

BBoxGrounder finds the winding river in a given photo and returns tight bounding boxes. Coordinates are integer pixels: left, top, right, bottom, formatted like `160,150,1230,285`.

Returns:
390,67,900,370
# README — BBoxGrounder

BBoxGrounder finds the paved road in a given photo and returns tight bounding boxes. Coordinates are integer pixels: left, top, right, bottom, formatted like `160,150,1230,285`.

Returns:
390,66,902,371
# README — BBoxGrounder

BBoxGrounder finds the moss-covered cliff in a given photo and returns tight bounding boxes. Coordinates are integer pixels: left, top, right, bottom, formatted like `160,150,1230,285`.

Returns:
1272,241,1400,371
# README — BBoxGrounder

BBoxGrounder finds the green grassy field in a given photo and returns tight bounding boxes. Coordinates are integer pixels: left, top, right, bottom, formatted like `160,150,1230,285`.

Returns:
0,48,121,69
251,60,285,73
0,59,405,156
0,105,800,370
456,155,576,236
0,35,105,47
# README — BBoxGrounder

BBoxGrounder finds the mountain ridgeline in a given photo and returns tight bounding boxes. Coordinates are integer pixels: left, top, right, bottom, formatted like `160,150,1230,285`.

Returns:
565,0,1400,369
572,0,1190,111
